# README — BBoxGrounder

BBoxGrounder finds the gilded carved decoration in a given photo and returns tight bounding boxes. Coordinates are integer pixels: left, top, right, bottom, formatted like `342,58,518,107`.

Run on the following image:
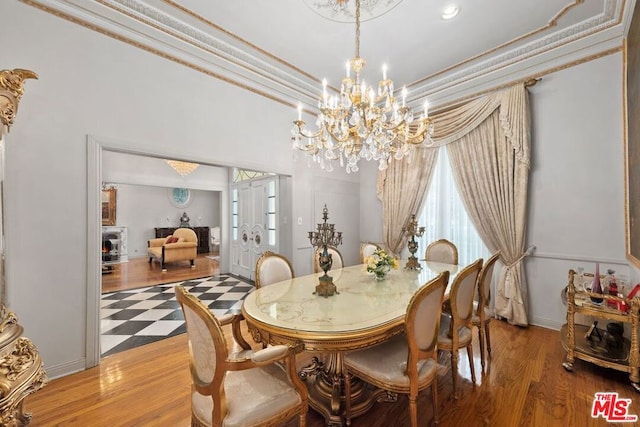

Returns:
0,334,47,425
0,312,17,334
0,66,46,424
0,338,39,386
0,69,38,132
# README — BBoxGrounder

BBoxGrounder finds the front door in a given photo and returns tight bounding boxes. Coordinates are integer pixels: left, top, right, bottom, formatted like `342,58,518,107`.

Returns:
231,176,278,280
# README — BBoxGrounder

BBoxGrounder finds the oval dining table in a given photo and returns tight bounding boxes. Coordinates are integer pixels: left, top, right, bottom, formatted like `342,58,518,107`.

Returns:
241,260,460,426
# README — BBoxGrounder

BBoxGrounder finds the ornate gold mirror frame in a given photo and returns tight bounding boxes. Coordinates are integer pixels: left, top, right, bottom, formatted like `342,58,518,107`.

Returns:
101,187,117,226
0,68,48,424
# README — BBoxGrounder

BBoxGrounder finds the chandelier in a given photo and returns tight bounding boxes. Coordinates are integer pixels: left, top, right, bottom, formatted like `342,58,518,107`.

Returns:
165,160,199,177
291,0,432,173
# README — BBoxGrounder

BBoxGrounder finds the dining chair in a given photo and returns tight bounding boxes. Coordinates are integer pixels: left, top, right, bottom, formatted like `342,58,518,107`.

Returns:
255,251,295,289
313,245,344,273
424,239,458,265
210,226,221,254
438,257,482,399
175,285,308,427
472,251,500,370
344,271,449,426
359,242,382,264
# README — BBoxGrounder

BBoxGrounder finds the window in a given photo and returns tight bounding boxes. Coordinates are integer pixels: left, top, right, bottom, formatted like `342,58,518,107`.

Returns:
231,188,238,241
266,180,277,246
417,147,490,266
233,168,274,183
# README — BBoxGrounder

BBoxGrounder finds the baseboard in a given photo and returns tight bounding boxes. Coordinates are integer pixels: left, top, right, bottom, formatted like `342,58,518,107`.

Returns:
530,316,563,331
44,358,87,380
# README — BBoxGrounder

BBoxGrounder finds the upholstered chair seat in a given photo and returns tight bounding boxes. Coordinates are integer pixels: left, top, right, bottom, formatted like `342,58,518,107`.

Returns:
191,360,303,427
148,227,198,272
344,272,449,426
438,314,472,348
344,334,438,388
472,251,501,370
175,286,308,427
437,258,482,399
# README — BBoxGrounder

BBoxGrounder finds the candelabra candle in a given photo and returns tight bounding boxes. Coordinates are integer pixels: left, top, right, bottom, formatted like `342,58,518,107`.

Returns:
308,205,343,297
402,214,425,270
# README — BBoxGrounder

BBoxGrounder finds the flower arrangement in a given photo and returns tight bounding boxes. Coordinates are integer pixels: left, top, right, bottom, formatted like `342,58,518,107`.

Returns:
365,248,399,280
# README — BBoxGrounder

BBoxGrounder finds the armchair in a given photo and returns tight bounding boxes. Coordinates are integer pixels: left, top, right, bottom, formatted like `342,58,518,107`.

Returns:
175,285,308,427
148,227,198,272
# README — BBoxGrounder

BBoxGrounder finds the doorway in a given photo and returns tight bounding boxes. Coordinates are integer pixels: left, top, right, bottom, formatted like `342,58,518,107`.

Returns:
87,137,292,368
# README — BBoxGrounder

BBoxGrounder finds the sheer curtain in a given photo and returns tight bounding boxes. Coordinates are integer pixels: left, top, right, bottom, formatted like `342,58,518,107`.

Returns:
417,147,490,266
379,83,531,325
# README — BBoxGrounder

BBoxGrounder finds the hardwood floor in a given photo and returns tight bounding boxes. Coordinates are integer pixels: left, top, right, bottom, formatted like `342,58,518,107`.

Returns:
25,319,640,426
101,253,221,293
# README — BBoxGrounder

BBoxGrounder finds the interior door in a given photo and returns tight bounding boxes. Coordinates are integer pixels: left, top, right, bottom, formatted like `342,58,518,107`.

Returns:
232,182,252,279
231,176,279,280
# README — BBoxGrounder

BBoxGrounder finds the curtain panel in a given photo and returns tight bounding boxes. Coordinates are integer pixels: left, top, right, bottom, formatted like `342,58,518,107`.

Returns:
379,83,531,325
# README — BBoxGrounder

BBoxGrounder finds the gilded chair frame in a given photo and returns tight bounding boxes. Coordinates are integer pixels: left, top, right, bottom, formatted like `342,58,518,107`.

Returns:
473,251,501,370
425,238,459,265
438,258,482,399
344,272,449,426
175,286,308,427
313,245,344,273
255,251,295,289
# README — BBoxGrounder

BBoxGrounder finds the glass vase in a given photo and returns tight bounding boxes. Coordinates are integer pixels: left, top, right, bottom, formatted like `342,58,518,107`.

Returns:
374,266,390,281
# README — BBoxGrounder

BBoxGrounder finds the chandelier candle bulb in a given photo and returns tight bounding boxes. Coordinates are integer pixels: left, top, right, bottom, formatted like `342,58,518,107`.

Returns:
382,63,387,80
322,79,328,106
402,86,407,107
297,103,302,121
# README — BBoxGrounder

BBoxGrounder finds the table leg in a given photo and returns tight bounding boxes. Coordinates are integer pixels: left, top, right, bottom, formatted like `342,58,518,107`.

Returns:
299,353,395,426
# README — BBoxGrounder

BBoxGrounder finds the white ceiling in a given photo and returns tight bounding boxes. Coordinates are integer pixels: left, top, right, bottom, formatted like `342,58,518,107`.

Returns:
25,0,636,108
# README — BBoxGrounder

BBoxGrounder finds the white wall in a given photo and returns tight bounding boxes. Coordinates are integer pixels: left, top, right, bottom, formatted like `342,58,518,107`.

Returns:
1,2,360,378
103,151,226,258
526,52,628,329
113,184,220,258
291,157,361,276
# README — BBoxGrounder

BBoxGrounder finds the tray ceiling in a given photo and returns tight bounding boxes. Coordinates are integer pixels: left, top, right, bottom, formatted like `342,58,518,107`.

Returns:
22,0,635,107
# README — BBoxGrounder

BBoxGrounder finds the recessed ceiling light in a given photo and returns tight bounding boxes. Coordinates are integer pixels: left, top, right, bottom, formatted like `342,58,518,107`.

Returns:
442,5,460,20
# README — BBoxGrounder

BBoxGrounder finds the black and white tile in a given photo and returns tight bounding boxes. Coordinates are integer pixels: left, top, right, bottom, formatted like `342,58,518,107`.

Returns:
100,275,254,357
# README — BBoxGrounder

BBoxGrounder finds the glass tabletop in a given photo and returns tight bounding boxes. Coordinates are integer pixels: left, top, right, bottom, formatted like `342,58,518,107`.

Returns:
242,261,459,335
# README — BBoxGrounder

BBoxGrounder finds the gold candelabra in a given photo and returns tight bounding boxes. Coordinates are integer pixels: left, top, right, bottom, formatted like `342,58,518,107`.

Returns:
402,214,425,270
308,205,343,297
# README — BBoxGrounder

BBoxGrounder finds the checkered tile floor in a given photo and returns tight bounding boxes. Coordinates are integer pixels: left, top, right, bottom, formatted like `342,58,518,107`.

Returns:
100,275,254,357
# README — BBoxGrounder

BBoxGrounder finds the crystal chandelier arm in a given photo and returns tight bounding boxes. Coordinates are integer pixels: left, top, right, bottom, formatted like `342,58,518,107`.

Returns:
294,120,324,140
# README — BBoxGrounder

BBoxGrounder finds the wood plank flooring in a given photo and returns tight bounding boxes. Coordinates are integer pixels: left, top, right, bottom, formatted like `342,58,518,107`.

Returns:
25,319,640,426
101,253,221,293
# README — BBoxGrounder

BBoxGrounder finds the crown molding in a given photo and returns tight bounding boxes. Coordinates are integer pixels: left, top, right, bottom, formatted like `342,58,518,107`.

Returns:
22,0,630,110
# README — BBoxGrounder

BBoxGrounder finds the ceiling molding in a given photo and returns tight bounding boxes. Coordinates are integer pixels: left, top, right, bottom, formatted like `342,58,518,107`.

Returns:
22,0,632,110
